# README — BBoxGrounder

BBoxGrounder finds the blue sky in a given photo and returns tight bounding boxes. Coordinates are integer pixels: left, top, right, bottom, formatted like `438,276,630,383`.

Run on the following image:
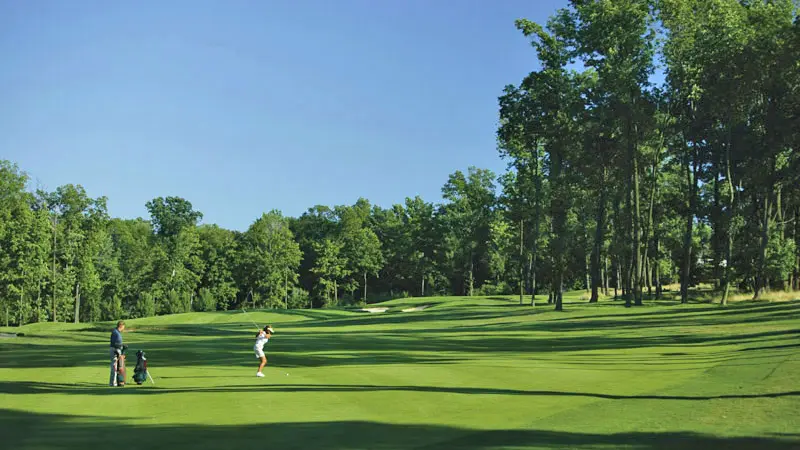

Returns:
1,0,568,231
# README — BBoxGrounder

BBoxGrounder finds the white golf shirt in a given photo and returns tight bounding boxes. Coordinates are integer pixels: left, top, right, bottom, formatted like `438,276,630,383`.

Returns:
254,330,270,351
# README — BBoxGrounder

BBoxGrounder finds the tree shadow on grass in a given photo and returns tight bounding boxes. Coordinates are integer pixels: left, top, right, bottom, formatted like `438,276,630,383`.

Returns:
3,381,798,402
1,408,797,450
2,324,797,370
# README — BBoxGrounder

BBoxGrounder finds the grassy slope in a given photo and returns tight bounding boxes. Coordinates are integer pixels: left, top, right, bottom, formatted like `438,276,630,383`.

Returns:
0,293,798,450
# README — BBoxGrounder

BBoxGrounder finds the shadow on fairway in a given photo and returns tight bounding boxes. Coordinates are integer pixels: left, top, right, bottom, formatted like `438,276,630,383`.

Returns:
2,324,797,370
1,408,797,450
2,381,798,402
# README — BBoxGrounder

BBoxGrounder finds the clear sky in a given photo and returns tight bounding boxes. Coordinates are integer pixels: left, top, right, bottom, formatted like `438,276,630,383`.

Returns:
1,0,568,231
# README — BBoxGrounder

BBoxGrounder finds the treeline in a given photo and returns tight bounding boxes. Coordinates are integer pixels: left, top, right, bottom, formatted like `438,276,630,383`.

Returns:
0,162,521,325
2,0,799,325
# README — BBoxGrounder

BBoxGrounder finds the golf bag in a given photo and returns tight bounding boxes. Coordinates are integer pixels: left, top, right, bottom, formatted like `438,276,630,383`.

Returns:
133,350,149,385
115,345,128,387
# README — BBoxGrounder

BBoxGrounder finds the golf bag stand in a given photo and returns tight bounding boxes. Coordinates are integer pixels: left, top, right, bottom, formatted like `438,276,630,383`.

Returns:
133,350,150,385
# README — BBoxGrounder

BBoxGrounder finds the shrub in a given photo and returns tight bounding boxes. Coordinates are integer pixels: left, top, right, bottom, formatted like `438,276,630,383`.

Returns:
195,288,217,312
136,293,156,318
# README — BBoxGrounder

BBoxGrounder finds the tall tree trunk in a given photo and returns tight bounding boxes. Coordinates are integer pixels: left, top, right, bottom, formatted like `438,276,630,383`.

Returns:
776,182,786,291
550,149,567,312
531,145,542,305
681,148,697,304
468,255,474,297
554,277,563,311
632,138,643,306
529,253,536,307
712,158,722,291
755,192,771,299
363,271,368,305
625,183,634,308
603,256,609,296
585,254,590,292
421,276,425,298
655,255,662,300
721,131,735,306
793,205,799,291
52,215,57,322
17,282,25,326
641,151,658,304
590,178,606,303
519,219,524,305
74,282,80,324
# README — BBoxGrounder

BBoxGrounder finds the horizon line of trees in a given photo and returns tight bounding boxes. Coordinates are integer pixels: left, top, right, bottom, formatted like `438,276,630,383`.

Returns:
1,0,799,326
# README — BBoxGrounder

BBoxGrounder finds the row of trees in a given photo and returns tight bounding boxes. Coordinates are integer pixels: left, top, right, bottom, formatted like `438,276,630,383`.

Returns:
497,0,800,310
0,158,529,325
1,1,798,325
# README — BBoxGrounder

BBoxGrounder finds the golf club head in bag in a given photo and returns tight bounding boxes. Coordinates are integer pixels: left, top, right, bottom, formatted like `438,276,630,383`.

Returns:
133,350,149,385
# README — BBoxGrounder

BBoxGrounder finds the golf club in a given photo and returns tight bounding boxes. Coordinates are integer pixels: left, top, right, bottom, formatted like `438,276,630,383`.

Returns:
241,308,261,331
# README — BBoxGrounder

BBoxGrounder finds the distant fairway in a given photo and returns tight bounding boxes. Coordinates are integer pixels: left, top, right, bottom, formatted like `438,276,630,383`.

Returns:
1,294,799,449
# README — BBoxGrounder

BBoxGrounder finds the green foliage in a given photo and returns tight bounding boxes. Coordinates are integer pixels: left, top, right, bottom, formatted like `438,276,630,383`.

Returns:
135,292,156,318
145,196,203,238
102,295,123,321
164,290,190,315
236,211,302,308
287,287,310,309
195,288,217,312
476,281,513,296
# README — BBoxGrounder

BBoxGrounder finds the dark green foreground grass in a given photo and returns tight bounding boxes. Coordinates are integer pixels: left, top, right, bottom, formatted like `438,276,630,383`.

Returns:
1,295,799,449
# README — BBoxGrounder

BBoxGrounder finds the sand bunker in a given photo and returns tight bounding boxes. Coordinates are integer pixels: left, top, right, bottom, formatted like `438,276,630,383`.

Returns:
361,307,388,313
401,305,429,312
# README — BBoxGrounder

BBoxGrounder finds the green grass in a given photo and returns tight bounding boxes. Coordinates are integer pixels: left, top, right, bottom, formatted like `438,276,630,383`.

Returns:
1,294,799,449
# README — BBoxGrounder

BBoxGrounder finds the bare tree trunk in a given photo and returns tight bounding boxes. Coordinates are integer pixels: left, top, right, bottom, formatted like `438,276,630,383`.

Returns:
755,192,771,299
52,215,57,322
590,179,606,303
776,183,786,291
363,271,368,305
421,276,425,298
74,282,80,324
681,149,696,304
632,141,643,306
793,206,799,291
589,183,606,303
654,212,662,300
531,254,537,307
721,133,736,306
468,255,474,297
554,277,563,311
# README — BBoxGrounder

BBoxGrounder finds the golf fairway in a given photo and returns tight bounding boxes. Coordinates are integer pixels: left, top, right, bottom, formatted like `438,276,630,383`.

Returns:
1,295,799,449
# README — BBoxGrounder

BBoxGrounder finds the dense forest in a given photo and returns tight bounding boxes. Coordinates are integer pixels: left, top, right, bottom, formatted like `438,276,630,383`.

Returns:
1,0,799,325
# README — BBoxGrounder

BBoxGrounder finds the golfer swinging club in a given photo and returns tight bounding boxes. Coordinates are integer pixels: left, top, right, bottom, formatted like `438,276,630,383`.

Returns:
254,325,274,377
109,320,126,386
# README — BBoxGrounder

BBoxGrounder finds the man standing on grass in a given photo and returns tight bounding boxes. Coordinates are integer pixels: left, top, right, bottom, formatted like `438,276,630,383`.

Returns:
109,321,126,386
